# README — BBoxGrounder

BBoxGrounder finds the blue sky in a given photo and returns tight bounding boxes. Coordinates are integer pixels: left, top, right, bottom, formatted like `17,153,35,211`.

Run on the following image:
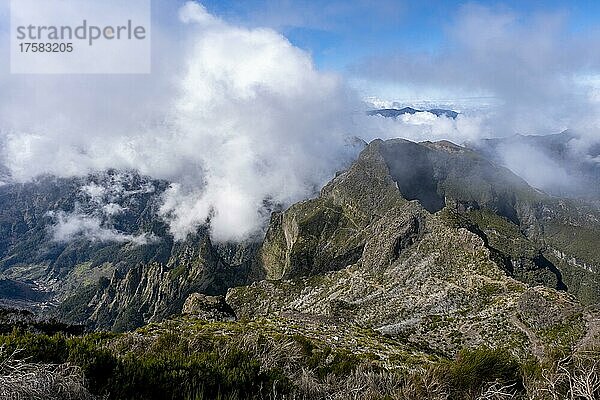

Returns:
176,0,600,107
4,0,599,104
3,0,600,127
195,0,600,72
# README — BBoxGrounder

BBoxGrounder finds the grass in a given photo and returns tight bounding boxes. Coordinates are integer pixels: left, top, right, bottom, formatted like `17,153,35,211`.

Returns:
441,347,522,398
0,317,598,399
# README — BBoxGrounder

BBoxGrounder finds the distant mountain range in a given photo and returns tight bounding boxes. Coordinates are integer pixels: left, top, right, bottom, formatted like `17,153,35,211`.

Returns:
367,107,459,119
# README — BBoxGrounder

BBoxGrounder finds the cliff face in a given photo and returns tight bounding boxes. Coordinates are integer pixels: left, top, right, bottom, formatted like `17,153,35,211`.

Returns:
252,139,600,299
256,141,402,280
1,139,599,336
61,234,253,331
0,171,256,331
227,139,597,357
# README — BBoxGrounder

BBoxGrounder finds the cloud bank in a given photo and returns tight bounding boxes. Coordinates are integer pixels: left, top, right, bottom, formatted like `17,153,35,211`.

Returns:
360,111,489,144
49,210,155,245
357,4,600,133
0,1,361,242
3,1,600,243
355,3,600,196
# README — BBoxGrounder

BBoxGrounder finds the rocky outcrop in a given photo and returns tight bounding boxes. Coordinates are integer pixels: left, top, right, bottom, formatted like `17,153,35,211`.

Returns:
249,139,600,299
57,234,251,331
1,138,599,336
255,141,406,280
227,139,598,359
182,293,235,321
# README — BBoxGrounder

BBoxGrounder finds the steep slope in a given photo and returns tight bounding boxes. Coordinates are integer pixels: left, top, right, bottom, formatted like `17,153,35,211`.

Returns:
1,138,598,333
252,139,600,300
228,139,599,358
0,171,256,331
59,233,253,331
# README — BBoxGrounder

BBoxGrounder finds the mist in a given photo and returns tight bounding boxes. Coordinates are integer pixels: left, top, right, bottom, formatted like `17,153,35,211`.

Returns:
357,4,600,134
355,3,600,198
1,1,600,243
0,1,363,242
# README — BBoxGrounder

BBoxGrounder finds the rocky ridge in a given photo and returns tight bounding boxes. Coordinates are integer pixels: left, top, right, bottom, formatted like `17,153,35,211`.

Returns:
0,138,598,349
226,139,599,359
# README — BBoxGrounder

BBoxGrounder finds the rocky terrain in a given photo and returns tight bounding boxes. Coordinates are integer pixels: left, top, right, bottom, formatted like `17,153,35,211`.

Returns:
226,138,599,360
1,139,599,337
0,137,599,399
0,171,254,330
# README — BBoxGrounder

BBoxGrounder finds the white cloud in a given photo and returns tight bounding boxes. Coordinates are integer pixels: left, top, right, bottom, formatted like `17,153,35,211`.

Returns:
9,1,596,242
356,4,600,136
0,1,362,242
49,211,155,245
496,143,576,192
155,2,361,241
81,183,106,204
360,112,490,144
102,203,126,216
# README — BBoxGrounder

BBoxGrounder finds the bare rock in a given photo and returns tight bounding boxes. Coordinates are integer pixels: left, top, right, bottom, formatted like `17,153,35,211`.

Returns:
182,293,236,321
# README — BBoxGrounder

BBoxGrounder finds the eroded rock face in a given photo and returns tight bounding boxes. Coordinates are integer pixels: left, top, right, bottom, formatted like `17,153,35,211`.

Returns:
254,141,406,281
62,234,251,331
247,139,600,299
227,139,599,358
182,293,235,322
2,138,599,337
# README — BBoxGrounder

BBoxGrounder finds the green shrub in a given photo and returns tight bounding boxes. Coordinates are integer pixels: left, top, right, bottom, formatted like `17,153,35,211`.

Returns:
443,347,522,397
0,329,290,400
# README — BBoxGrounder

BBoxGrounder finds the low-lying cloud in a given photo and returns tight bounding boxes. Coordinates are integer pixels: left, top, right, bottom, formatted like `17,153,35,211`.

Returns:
0,1,362,242
355,3,600,197
356,4,600,136
3,1,600,243
49,210,156,245
359,111,489,144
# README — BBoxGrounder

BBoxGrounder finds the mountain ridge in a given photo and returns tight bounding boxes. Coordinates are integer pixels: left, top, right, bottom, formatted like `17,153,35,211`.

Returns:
368,107,459,119
0,137,598,334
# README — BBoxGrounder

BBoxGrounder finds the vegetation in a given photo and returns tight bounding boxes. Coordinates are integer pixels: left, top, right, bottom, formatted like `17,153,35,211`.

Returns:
0,317,598,400
0,328,286,399
1,139,599,400
0,345,95,400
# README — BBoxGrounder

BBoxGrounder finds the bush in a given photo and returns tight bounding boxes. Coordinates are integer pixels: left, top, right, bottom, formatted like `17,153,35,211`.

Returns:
443,347,522,398
0,329,288,400
0,346,96,400
4,327,598,400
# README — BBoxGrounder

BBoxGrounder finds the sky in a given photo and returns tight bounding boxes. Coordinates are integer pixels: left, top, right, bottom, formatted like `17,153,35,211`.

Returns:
1,0,600,242
193,0,600,104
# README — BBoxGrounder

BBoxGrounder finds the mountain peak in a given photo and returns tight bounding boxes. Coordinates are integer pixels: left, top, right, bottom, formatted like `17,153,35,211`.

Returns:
367,107,459,119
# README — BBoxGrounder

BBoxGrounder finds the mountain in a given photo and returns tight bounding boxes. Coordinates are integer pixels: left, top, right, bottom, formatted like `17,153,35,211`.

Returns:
368,107,459,119
227,138,599,356
0,139,599,332
1,138,600,399
0,170,254,331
